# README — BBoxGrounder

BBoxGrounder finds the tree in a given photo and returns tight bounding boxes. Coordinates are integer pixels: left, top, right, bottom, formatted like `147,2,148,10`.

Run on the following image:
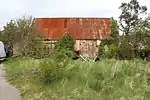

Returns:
119,0,147,35
132,16,150,59
110,17,119,38
0,20,17,45
13,16,36,56
0,16,35,46
0,16,51,58
117,16,150,60
53,33,76,61
110,17,119,45
99,18,119,59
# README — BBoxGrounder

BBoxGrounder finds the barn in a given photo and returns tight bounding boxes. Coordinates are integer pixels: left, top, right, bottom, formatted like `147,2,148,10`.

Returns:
34,18,111,60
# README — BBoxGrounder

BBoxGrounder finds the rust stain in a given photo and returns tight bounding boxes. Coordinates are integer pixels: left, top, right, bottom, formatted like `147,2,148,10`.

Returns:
34,18,111,40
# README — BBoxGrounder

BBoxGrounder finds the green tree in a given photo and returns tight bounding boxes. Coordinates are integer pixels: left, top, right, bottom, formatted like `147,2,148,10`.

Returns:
53,33,76,61
0,16,51,58
119,0,147,35
13,16,36,56
0,20,17,46
110,17,119,38
0,16,35,47
99,18,119,59
132,16,150,59
118,17,150,60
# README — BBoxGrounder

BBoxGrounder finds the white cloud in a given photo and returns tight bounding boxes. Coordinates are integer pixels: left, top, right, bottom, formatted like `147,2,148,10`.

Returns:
0,0,150,29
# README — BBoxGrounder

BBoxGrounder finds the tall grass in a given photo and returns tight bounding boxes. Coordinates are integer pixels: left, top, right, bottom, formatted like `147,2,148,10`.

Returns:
4,58,150,100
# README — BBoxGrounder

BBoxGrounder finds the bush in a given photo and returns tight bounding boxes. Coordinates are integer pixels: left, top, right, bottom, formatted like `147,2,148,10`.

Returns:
25,35,51,59
53,33,77,61
39,59,69,84
117,38,135,60
117,35,150,60
98,17,119,59
99,38,118,59
0,16,51,59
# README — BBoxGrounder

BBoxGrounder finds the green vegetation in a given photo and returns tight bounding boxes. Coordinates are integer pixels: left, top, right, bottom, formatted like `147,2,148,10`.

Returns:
99,18,119,59
99,0,150,60
1,0,150,100
119,0,147,35
5,58,150,100
0,16,51,58
53,33,76,61
1,0,150,60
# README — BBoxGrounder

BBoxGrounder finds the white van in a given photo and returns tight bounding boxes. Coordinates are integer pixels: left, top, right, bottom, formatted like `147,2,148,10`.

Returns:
0,41,6,61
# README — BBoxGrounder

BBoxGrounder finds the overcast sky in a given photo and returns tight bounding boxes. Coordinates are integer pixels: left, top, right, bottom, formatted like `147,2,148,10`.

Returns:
0,0,150,29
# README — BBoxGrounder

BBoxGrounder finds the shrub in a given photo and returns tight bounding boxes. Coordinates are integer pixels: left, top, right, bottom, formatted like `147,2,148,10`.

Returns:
117,38,135,60
99,18,119,59
25,35,51,59
53,33,76,61
0,16,52,59
99,38,118,59
39,59,69,84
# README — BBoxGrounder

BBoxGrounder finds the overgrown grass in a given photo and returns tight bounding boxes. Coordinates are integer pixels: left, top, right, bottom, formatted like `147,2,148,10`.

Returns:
4,58,150,100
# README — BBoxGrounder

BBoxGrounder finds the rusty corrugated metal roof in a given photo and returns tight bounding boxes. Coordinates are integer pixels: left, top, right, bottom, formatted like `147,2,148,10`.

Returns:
34,18,111,40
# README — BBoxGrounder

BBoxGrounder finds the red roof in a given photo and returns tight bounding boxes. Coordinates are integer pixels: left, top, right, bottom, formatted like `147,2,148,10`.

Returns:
34,18,111,40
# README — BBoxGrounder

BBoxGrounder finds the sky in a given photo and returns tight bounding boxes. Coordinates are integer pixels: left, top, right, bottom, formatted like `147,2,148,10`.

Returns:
0,0,150,29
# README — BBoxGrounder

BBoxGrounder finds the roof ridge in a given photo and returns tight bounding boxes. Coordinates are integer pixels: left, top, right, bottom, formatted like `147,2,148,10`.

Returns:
35,17,111,19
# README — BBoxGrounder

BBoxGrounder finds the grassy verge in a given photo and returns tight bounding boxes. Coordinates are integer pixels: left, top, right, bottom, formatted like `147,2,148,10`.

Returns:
4,58,150,100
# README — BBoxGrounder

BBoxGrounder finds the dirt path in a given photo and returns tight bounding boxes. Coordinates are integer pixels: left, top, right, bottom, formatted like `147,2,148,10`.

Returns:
0,64,21,100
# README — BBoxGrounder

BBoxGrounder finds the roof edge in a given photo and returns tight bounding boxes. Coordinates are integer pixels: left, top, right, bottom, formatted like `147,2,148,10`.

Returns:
35,17,111,19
